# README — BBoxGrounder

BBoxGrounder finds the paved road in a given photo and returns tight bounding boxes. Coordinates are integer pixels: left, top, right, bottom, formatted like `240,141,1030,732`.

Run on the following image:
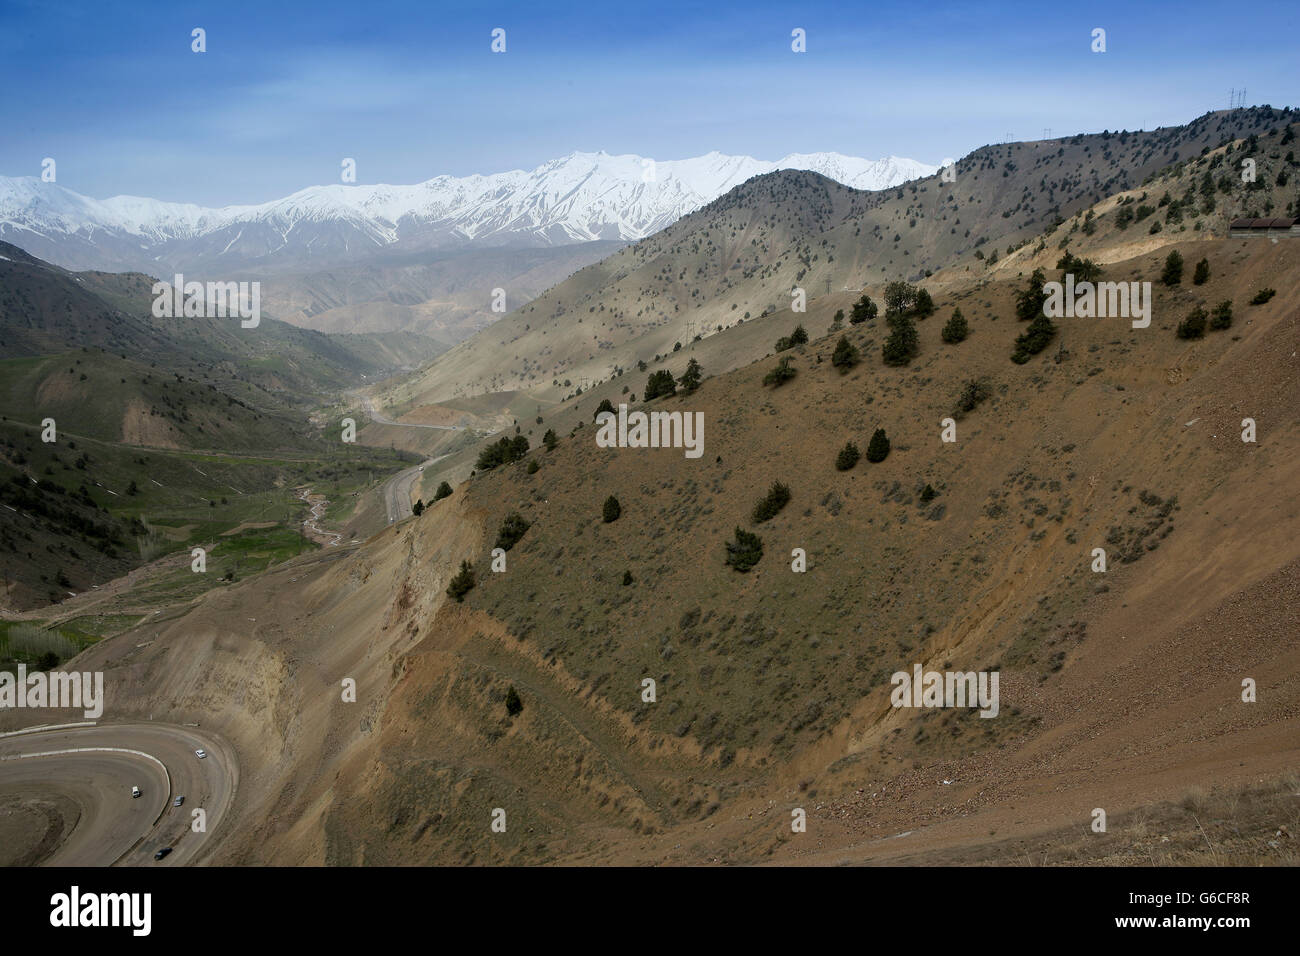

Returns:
0,722,236,866
380,455,449,523
357,396,460,523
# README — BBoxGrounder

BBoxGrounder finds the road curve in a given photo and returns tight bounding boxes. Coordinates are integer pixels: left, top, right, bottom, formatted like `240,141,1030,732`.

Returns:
0,722,236,867
362,396,462,431
379,456,445,523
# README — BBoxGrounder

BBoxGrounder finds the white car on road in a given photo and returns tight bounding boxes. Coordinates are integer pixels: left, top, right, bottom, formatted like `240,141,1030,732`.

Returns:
194,749,207,759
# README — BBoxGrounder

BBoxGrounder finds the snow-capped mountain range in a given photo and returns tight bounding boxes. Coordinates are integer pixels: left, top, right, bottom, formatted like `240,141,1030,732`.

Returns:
0,150,936,275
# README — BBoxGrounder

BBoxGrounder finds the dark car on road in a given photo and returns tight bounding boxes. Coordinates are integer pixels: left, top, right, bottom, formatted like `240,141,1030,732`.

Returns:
153,847,172,861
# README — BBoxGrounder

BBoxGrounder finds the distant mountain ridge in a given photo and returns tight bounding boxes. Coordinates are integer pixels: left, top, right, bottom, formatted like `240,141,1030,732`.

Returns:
0,151,936,273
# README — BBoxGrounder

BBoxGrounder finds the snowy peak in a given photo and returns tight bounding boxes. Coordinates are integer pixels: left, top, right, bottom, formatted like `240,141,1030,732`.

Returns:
0,150,937,273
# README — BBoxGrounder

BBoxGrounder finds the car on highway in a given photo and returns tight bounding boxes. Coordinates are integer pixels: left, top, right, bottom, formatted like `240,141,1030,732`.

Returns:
173,795,184,807
194,749,207,759
153,847,172,861
132,786,141,798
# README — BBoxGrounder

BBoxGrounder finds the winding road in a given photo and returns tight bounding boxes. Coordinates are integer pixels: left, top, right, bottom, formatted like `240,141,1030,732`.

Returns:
0,721,236,866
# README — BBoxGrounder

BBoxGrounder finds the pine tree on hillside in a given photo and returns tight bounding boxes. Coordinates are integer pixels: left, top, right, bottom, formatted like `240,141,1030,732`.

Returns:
865,428,891,463
1193,257,1210,285
941,308,969,343
1161,250,1184,286
447,560,475,602
831,335,860,372
679,358,703,393
881,313,918,366
850,295,878,324
644,369,677,400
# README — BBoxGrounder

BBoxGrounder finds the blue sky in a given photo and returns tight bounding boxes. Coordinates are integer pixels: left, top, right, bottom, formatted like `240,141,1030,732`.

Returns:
1,0,1296,205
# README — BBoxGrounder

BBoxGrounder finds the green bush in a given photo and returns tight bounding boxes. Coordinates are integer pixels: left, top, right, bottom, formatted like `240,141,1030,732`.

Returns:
775,324,809,352
594,398,615,420
865,428,891,463
1209,300,1233,330
412,499,425,516
476,435,530,471
1193,257,1210,285
644,369,677,400
679,358,703,393
831,335,860,372
495,513,531,551
1011,314,1057,363
955,377,992,415
622,569,633,586
433,481,453,502
1175,307,1207,339
850,295,878,324
725,527,764,572
542,429,558,451
526,459,539,474
447,560,475,602
835,442,860,471
941,308,969,343
505,686,523,717
763,356,797,387
602,495,621,523
751,481,791,523
1250,287,1276,305
1161,250,1184,286
881,313,918,366
1014,269,1049,322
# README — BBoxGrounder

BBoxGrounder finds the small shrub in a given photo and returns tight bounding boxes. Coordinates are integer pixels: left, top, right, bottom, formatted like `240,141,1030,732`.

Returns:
763,357,796,387
751,481,792,523
495,513,531,551
1175,307,1207,340
433,481,453,502
835,441,860,471
831,335,860,372
1250,287,1276,305
447,560,475,602
865,428,891,463
725,527,764,572
1192,257,1210,285
1011,314,1057,363
602,495,621,523
941,308,968,343
1209,300,1233,330
1161,250,1184,286
505,686,523,717
955,377,992,416
644,369,677,400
